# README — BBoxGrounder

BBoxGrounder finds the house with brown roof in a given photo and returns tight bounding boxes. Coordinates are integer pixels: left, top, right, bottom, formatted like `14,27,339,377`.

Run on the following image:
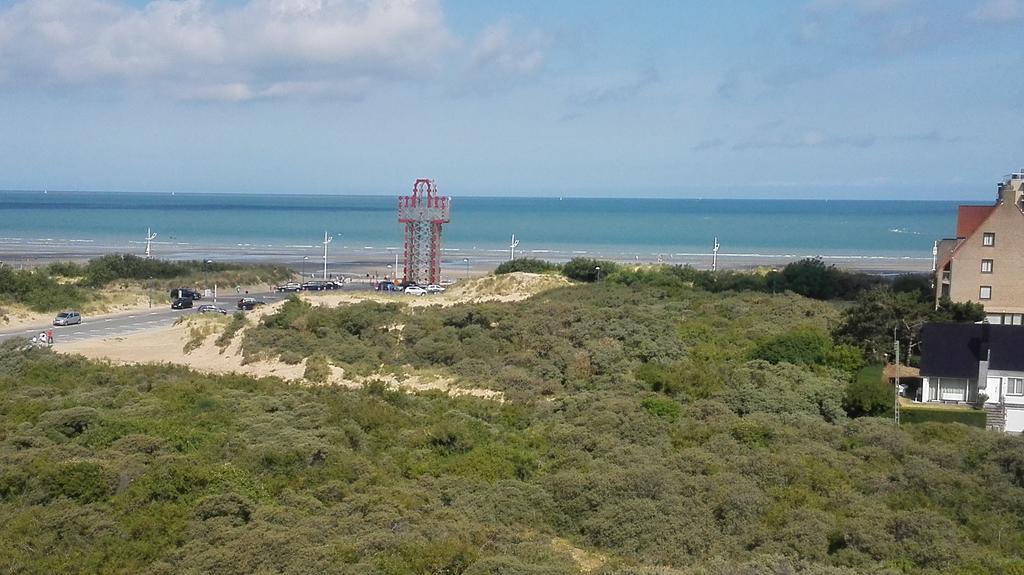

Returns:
934,171,1024,325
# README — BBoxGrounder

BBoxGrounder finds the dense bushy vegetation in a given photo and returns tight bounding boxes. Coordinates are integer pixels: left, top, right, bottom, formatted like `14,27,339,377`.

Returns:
244,283,843,397
0,255,292,313
49,254,291,289
3,337,1024,573
833,287,985,363
495,258,560,275
0,266,86,312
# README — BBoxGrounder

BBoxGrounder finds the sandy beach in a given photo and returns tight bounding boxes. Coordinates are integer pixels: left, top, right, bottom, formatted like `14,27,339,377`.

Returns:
0,237,934,275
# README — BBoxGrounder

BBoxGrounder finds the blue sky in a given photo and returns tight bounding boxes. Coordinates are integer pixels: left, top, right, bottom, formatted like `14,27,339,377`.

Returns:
0,0,1022,199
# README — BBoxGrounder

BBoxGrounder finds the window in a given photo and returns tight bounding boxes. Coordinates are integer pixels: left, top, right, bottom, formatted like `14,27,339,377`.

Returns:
980,286,992,300
983,232,995,246
1008,378,1024,396
939,378,967,401
981,259,993,273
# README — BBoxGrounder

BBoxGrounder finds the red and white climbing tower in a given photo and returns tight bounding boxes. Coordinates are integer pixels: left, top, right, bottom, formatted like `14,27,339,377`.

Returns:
398,178,450,285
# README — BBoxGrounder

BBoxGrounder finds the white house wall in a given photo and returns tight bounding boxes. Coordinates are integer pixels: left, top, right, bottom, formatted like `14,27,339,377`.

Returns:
1006,408,1024,434
984,369,1024,407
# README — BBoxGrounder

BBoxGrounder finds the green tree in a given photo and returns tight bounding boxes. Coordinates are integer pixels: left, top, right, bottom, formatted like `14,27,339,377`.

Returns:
495,258,559,274
832,287,930,362
780,258,836,300
561,258,618,282
934,297,986,323
844,366,893,417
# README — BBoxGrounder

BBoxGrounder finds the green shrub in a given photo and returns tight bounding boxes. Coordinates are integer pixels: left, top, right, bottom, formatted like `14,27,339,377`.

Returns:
641,396,681,420
215,313,247,350
495,258,559,274
561,258,618,282
304,355,331,383
844,366,893,417
749,328,831,366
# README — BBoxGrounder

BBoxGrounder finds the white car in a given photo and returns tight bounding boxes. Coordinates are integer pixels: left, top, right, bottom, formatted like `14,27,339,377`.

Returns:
404,286,428,296
425,284,445,293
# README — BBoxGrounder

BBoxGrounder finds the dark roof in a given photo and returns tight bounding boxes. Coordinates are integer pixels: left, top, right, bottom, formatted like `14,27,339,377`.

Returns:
919,323,1024,377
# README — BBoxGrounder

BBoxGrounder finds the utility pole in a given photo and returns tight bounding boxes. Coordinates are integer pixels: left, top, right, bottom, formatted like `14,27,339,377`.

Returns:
712,237,720,272
322,232,333,280
894,325,901,427
145,226,156,257
509,234,519,261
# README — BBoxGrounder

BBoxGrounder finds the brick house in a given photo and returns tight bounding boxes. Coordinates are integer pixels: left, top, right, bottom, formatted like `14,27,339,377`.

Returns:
934,171,1024,325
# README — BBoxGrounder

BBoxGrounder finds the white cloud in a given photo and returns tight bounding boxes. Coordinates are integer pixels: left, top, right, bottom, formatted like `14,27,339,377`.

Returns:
971,0,1024,22
469,22,545,76
0,0,454,100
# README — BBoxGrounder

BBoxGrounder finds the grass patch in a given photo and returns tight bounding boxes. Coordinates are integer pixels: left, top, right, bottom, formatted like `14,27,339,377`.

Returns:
215,312,248,351
902,405,986,427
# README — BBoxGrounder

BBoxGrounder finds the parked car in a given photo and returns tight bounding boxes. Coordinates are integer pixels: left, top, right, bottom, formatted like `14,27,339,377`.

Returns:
376,281,399,292
197,304,228,314
301,281,326,291
425,284,445,293
171,297,194,309
404,285,428,296
275,282,302,292
169,288,202,300
237,297,265,310
53,311,82,326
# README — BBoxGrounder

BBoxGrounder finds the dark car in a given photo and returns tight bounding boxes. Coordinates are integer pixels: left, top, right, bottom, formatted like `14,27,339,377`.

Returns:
197,304,228,314
237,297,265,310
301,281,326,291
171,297,194,309
275,282,302,292
170,288,202,300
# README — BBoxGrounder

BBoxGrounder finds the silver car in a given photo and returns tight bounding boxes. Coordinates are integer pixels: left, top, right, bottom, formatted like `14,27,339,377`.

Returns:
53,311,82,326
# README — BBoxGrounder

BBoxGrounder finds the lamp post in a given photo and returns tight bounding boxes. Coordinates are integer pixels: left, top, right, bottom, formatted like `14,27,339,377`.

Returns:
322,232,333,280
302,256,309,279
463,258,469,280
595,266,601,282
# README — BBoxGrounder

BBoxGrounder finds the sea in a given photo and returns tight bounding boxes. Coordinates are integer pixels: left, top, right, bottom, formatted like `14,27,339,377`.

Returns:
0,190,967,274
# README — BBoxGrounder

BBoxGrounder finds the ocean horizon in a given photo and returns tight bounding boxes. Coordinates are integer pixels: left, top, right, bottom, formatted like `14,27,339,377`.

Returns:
0,190,970,273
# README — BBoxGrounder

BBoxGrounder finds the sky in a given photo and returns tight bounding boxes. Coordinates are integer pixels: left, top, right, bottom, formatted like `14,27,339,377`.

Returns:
0,0,1022,200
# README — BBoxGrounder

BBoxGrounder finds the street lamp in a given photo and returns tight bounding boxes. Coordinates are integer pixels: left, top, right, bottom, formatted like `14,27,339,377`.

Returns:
595,266,601,282
463,258,469,280
322,231,333,280
302,256,309,279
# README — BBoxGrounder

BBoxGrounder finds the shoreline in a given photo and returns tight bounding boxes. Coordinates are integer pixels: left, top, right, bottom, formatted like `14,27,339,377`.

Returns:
0,238,934,277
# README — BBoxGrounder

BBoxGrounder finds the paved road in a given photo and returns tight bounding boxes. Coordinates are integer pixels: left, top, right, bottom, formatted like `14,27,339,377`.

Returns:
1,284,379,346
0,291,291,345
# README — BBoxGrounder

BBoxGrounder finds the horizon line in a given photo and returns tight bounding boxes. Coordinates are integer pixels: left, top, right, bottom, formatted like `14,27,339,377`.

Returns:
0,188,991,204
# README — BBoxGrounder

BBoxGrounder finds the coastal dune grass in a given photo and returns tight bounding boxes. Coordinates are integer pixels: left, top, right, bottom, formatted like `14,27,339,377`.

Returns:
2,337,1024,573
0,255,292,314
